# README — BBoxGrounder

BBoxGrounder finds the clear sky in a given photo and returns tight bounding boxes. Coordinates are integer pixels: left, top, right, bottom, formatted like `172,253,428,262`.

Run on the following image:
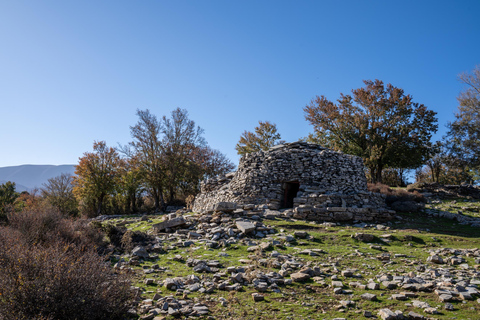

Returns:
1,1,479,167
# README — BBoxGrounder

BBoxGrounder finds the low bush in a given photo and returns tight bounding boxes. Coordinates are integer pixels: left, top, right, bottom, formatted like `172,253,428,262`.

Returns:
0,208,136,320
7,207,105,251
368,183,425,206
102,223,126,247
0,231,134,320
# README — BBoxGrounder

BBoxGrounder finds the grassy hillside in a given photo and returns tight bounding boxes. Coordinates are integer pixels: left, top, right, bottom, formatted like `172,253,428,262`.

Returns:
100,196,480,320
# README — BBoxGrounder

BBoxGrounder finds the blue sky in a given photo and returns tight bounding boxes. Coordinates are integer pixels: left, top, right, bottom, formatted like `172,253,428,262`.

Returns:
0,1,479,167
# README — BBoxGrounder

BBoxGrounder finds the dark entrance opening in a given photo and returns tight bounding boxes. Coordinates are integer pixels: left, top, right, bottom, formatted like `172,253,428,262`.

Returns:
281,182,300,208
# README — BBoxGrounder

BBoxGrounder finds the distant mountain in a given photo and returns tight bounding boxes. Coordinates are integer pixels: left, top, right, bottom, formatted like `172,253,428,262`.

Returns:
0,165,76,192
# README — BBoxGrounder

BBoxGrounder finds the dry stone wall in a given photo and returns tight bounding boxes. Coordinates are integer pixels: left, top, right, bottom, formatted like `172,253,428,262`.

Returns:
193,141,394,222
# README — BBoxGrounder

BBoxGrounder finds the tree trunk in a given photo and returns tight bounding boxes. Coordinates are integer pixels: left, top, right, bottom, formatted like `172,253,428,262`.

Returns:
368,166,376,184
97,194,105,216
375,164,383,184
152,187,165,212
131,192,137,213
168,185,175,205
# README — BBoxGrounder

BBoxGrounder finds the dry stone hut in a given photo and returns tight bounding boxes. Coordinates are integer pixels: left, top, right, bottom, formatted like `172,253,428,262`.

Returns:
193,141,395,222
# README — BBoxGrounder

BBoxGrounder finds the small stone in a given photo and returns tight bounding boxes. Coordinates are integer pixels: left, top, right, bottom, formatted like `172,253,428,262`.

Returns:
167,307,180,316
341,269,354,277
339,300,355,307
412,300,430,309
459,292,473,300
378,308,397,320
439,294,453,302
353,233,374,242
427,255,444,264
236,221,255,234
294,231,308,238
290,272,311,282
424,307,438,314
333,287,343,294
361,293,377,301
192,305,210,315
407,311,424,319
132,246,149,259
251,293,264,302
391,294,407,301
367,282,380,290
259,242,272,250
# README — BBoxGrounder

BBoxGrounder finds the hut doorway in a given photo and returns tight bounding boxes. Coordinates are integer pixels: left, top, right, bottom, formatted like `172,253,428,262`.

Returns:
281,181,299,208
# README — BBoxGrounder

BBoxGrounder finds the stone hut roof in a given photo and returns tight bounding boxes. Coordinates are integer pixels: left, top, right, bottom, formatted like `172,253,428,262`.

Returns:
193,141,394,222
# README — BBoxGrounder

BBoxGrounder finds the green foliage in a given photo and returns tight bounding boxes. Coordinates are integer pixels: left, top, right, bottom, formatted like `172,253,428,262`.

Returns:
304,80,438,183
445,65,480,183
130,108,234,210
130,109,167,211
235,120,282,156
114,154,145,214
0,181,18,222
161,107,207,203
73,141,122,217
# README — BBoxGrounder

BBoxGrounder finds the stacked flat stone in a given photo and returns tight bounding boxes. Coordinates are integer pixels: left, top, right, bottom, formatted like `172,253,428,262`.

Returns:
193,141,394,222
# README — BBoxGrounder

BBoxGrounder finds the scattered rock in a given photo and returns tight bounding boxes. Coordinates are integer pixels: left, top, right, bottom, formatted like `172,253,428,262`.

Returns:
378,308,397,320
236,221,256,234
251,293,264,302
353,233,375,242
290,272,311,282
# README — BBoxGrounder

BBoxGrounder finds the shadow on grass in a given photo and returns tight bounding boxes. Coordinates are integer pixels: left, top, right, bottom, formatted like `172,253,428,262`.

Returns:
389,211,480,238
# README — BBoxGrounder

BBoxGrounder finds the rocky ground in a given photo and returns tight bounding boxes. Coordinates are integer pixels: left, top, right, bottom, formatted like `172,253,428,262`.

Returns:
99,197,480,320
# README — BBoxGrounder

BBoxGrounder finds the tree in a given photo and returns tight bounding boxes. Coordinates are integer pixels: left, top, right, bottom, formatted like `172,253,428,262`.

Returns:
130,109,165,211
41,173,78,216
73,141,121,216
196,146,235,180
130,108,234,208
0,181,18,220
304,80,438,183
235,121,282,155
178,145,235,197
445,65,480,183
161,108,206,203
116,152,145,214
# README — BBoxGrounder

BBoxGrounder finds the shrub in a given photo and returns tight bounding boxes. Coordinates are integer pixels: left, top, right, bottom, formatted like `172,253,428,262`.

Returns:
7,207,105,251
368,183,425,206
0,231,135,320
102,223,126,247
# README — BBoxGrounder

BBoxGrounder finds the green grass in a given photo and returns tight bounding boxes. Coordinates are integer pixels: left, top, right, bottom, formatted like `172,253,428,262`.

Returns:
105,200,480,319
427,197,480,219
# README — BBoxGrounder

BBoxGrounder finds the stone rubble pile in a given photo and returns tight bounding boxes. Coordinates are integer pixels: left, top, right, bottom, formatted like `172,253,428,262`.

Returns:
193,141,395,222
425,208,480,227
410,182,480,200
109,210,480,319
